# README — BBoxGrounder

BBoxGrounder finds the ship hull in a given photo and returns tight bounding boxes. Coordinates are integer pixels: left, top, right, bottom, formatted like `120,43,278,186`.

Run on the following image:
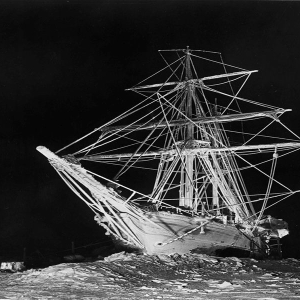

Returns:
111,210,263,257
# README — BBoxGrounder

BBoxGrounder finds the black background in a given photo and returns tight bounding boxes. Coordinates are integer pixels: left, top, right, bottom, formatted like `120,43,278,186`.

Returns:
1,0,300,260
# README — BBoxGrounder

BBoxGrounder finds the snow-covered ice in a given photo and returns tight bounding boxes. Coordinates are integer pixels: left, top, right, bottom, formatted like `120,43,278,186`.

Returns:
1,252,300,299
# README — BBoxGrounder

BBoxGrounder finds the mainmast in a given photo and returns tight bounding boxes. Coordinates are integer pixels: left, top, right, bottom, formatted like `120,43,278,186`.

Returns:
182,47,195,209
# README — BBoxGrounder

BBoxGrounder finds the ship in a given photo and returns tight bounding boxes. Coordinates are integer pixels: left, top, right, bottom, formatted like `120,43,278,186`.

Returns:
37,47,300,258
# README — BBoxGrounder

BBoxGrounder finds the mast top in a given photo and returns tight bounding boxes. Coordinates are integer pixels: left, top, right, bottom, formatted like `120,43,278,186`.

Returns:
184,46,190,54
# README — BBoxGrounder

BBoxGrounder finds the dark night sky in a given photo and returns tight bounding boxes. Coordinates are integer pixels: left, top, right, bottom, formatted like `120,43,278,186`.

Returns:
1,0,300,259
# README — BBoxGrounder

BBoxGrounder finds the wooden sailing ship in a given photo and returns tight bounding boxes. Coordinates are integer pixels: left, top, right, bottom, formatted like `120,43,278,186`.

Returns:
37,47,300,257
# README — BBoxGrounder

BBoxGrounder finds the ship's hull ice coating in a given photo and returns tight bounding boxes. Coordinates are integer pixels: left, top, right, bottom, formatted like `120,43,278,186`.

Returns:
110,211,257,256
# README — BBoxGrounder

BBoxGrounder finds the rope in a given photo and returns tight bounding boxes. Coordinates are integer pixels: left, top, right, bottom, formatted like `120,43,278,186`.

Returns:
221,73,251,115
115,93,179,179
190,53,246,71
158,221,210,246
252,149,278,232
204,85,279,110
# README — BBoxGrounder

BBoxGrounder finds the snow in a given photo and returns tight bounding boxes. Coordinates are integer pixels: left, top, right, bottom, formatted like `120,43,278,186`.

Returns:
1,252,300,299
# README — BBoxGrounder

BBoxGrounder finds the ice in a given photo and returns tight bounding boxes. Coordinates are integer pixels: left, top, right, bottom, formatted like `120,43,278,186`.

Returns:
0,252,300,299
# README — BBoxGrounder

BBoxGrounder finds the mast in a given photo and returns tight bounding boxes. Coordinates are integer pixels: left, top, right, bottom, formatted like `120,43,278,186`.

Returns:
183,46,194,209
